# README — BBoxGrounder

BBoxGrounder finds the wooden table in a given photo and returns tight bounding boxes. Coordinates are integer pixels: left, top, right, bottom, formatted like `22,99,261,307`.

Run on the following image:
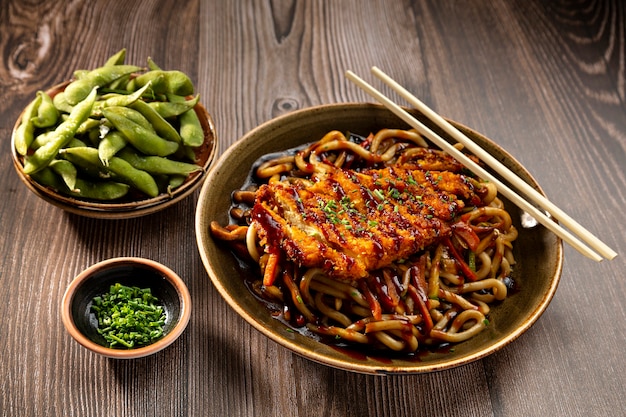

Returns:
1,1,624,416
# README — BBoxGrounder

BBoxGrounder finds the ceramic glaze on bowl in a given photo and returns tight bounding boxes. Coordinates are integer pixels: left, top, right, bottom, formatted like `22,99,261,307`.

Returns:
195,103,563,374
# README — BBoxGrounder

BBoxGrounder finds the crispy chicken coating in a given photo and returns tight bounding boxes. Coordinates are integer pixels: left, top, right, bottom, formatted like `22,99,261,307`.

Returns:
252,159,483,280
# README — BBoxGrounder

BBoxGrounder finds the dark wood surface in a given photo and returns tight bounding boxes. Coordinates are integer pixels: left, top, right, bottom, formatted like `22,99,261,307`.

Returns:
1,1,624,416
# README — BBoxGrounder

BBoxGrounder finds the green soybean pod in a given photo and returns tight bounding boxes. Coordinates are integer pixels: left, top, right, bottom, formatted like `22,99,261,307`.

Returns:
61,146,159,197
104,48,127,66
64,64,142,105
75,117,101,135
30,131,55,150
67,138,88,148
163,71,194,96
167,175,186,194
98,131,127,166
130,99,182,144
72,69,90,80
33,166,130,201
32,133,86,150
148,94,199,119
30,166,65,190
130,70,193,96
58,147,103,179
107,74,132,91
71,178,131,200
101,48,129,90
117,147,202,176
69,178,130,200
14,93,42,155
91,82,152,117
147,57,162,71
102,105,155,132
23,87,98,175
31,91,59,128
167,94,204,147
86,127,101,147
126,72,165,94
49,159,78,191
102,107,179,157
182,144,199,162
52,91,74,114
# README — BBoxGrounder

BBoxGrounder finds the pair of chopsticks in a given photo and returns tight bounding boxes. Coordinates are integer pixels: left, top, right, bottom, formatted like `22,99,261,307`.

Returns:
345,67,617,262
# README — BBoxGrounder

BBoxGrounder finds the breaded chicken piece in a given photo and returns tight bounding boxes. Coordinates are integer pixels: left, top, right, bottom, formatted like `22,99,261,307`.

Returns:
252,163,482,280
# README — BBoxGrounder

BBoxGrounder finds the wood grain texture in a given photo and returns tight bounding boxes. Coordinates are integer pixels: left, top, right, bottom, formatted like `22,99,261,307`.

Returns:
1,0,624,416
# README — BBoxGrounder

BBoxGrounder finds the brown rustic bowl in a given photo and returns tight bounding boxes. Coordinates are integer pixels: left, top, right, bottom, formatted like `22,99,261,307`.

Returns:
195,103,563,374
11,81,218,219
61,257,191,359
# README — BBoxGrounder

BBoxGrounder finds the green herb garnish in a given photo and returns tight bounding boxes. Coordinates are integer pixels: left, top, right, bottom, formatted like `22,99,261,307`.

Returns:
90,283,166,349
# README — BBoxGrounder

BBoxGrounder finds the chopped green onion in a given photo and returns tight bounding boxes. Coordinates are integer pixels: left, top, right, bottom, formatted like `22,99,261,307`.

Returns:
468,251,476,272
373,189,385,201
90,283,166,349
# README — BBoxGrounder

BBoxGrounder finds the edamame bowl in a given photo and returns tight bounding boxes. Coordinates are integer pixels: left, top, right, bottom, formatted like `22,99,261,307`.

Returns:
10,52,217,219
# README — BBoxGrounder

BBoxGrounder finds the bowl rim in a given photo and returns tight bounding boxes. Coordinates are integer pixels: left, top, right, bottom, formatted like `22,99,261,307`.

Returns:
195,102,564,374
11,80,219,219
61,257,192,359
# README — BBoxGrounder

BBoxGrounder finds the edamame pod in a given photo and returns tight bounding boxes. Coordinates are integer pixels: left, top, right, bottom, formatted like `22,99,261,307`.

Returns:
64,64,142,105
14,94,42,155
91,82,152,117
23,87,98,174
98,131,127,166
102,107,179,157
71,178,130,200
104,48,126,66
52,91,74,114
69,178,130,200
60,146,159,197
49,159,78,191
167,175,186,194
128,70,193,96
33,167,130,200
147,94,199,118
31,133,86,150
130,99,181,143
31,91,59,128
30,167,65,190
147,57,162,71
102,106,155,132
30,131,55,150
117,147,202,176
67,138,88,148
73,69,89,80
76,118,101,135
168,93,204,147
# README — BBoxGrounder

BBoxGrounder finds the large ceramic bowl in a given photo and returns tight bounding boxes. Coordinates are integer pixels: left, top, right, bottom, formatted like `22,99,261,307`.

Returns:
11,81,218,219
195,103,563,374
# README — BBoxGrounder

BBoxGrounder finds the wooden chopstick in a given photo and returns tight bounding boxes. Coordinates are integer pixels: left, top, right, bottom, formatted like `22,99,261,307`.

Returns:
369,66,617,261
345,69,617,262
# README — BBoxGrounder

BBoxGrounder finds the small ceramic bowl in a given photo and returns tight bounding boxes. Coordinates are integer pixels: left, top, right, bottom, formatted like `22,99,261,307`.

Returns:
195,103,564,374
61,257,191,359
11,81,218,219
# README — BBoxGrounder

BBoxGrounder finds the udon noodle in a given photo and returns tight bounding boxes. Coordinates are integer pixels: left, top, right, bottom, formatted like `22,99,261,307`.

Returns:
210,128,518,353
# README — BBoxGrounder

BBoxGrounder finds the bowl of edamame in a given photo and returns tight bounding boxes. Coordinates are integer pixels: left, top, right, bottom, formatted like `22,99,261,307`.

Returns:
61,257,192,359
11,49,218,219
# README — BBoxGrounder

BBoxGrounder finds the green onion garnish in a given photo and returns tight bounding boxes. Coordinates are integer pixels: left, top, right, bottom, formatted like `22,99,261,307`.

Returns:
90,283,166,349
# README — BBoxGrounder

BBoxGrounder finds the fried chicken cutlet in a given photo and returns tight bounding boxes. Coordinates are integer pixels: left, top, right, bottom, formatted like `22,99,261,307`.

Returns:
251,157,484,280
